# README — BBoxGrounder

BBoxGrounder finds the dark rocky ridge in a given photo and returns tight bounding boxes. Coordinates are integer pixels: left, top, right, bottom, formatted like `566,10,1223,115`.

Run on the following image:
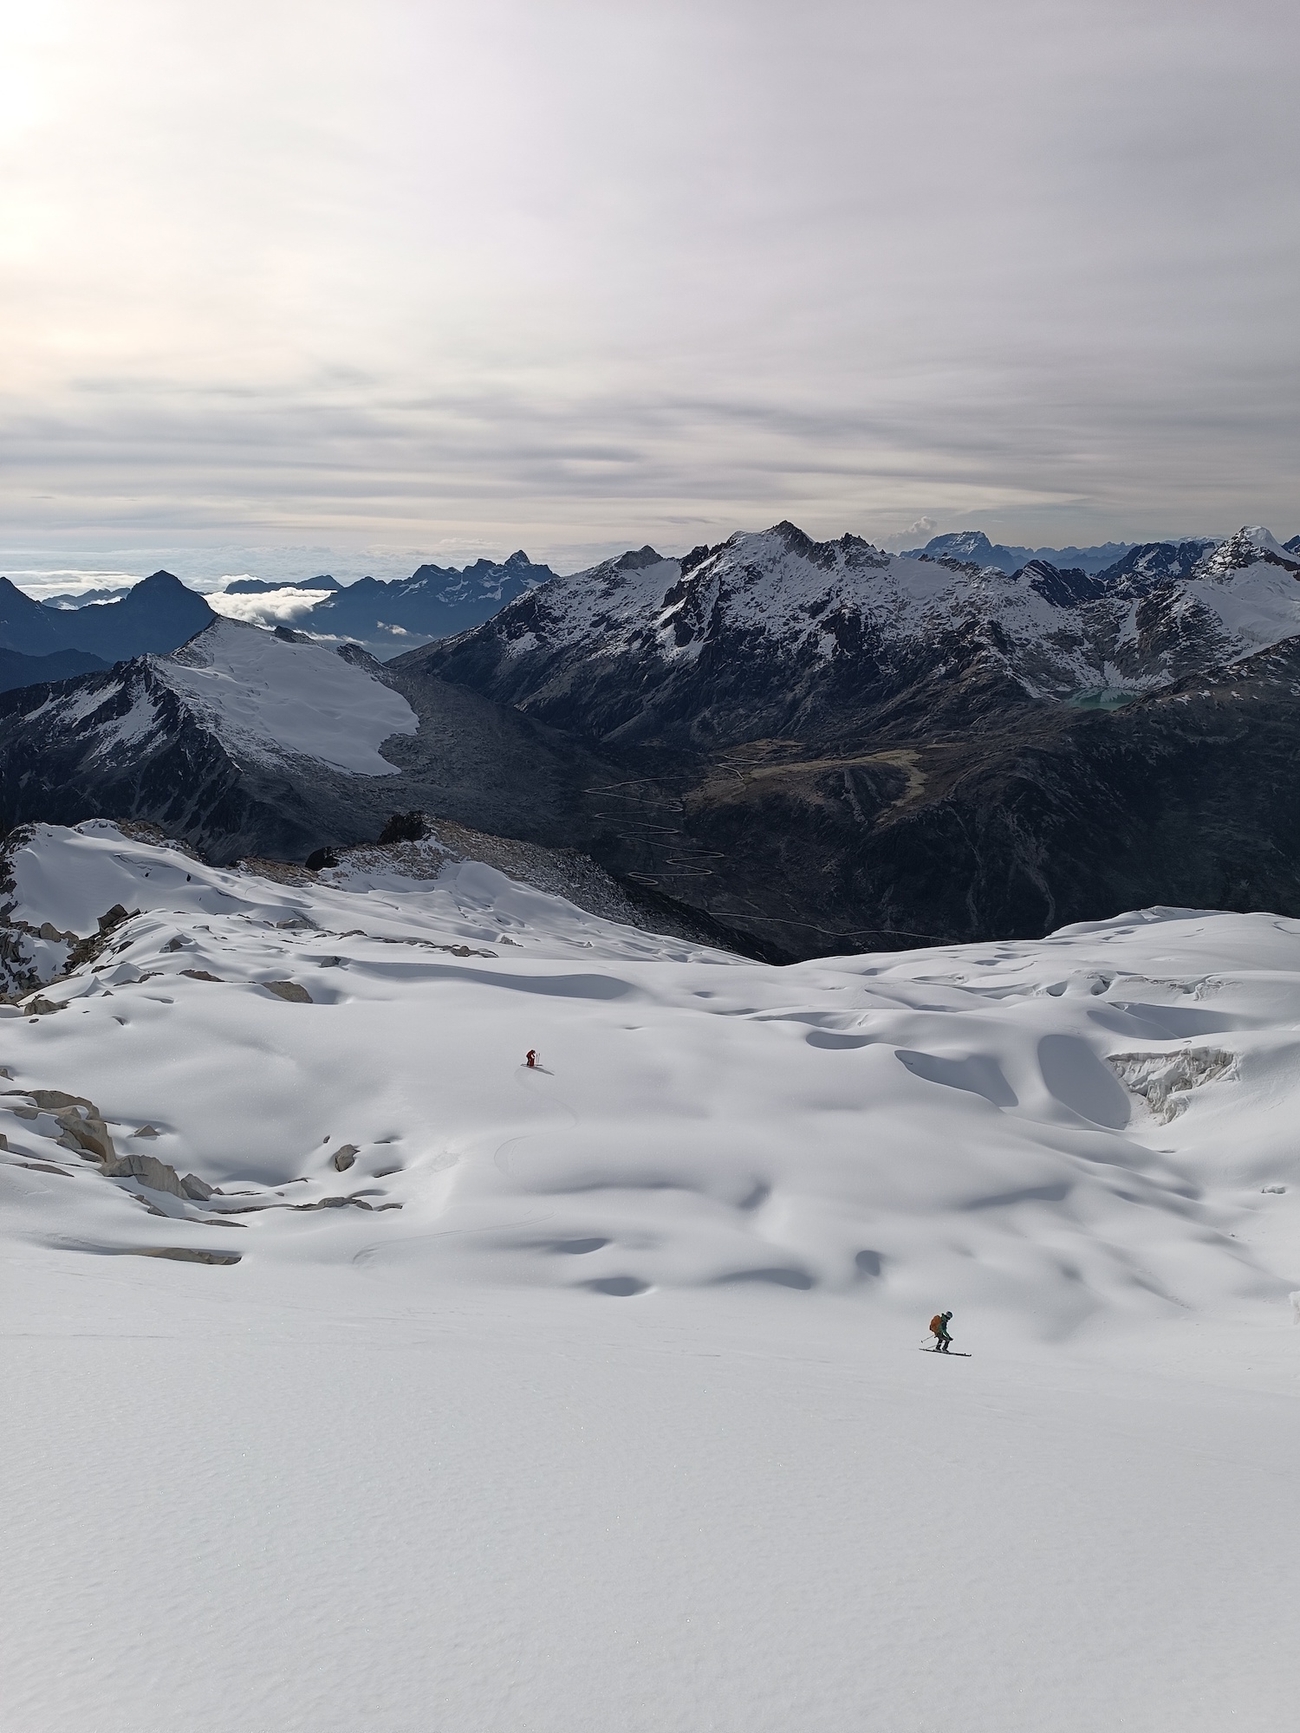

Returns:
224,574,342,595
0,570,214,661
0,646,108,693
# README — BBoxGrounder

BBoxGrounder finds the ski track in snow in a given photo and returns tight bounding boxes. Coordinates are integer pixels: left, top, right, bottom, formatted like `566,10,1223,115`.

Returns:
2,820,1298,1731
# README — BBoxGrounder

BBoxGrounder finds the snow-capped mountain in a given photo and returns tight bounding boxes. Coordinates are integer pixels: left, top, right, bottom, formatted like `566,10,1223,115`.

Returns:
412,523,1300,753
1,615,416,789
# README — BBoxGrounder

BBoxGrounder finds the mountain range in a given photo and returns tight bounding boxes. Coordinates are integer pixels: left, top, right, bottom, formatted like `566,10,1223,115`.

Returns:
296,549,556,655
1,555,553,667
901,530,1143,573
3,522,1300,959
42,584,134,608
23,534,1299,671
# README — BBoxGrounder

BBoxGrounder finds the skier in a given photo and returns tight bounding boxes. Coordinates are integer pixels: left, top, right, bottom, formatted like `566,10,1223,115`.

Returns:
525,1049,537,1069
929,1310,954,1353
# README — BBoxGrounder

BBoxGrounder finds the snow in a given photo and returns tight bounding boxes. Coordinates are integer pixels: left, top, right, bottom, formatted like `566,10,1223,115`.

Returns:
505,554,683,658
86,687,163,754
2,823,1299,1731
1183,557,1300,649
156,617,418,773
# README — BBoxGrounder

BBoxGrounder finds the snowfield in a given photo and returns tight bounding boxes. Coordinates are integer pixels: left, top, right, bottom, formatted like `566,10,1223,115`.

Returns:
2,822,1297,1731
161,617,418,773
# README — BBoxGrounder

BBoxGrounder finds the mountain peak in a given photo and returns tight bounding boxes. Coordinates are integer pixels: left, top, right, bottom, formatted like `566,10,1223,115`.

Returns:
924,530,996,561
613,546,665,571
766,521,816,556
0,574,48,606
1199,526,1300,579
1240,526,1287,556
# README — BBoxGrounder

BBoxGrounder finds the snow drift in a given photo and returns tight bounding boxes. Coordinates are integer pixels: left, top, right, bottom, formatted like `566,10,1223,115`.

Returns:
3,820,1296,1337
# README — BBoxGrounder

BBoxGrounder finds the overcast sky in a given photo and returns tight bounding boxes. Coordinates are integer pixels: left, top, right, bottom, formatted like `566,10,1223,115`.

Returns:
1,0,1297,573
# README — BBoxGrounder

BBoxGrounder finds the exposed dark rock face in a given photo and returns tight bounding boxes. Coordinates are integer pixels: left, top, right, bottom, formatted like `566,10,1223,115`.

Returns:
641,642,1300,955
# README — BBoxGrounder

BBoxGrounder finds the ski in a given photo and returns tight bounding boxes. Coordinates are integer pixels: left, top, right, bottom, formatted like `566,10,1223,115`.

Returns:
919,1348,971,1356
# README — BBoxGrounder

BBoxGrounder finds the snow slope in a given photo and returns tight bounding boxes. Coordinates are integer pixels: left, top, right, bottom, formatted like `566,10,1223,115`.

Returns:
3,818,1297,1323
2,822,1298,1731
160,617,417,773
11,617,420,784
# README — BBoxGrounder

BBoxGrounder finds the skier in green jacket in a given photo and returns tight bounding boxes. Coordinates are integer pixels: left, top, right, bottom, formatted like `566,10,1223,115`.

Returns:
929,1311,954,1352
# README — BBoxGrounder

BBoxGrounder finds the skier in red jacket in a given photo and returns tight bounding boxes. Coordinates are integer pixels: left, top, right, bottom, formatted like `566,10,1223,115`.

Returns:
525,1049,537,1068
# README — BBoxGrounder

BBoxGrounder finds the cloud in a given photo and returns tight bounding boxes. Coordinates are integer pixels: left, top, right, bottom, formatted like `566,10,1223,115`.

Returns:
1,0,1298,557
206,589,332,628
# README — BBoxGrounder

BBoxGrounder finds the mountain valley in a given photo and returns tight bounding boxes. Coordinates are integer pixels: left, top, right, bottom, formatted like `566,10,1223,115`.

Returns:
3,523,1300,959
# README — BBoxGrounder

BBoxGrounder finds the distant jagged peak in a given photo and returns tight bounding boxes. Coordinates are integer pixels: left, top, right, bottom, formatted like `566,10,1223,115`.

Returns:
909,529,1028,573
906,531,1145,576
404,550,554,596
700,523,888,570
923,529,998,560
1091,539,1215,588
612,544,667,571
